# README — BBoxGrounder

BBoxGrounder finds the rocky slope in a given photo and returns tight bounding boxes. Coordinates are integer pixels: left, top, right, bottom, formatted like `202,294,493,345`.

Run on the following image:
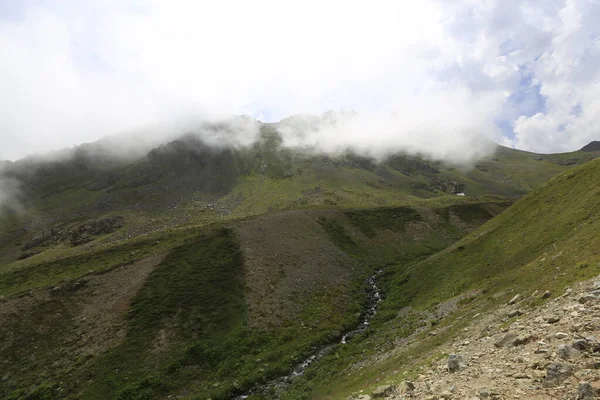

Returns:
350,275,600,400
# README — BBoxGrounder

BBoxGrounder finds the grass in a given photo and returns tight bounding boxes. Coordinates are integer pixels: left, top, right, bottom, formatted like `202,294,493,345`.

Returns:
284,158,600,399
1,132,599,400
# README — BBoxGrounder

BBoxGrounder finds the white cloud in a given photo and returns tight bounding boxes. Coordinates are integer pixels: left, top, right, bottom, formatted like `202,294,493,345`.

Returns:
0,0,599,160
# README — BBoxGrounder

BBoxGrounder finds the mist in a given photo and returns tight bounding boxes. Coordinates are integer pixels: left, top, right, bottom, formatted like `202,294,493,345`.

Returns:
4,1,599,164
0,177,22,217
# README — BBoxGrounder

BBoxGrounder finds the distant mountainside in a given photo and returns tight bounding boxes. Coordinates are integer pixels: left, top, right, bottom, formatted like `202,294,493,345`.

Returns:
580,140,600,152
1,118,600,399
1,121,599,267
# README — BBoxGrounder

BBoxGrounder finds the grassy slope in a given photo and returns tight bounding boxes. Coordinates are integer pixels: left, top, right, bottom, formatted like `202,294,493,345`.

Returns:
0,201,504,400
2,136,597,270
289,158,600,400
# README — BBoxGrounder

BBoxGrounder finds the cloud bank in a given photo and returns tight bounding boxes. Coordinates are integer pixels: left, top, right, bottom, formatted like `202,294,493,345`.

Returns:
1,0,599,161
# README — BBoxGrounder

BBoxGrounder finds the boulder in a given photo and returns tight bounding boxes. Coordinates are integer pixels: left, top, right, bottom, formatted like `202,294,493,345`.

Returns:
440,390,453,399
572,339,591,351
577,382,597,400
494,333,517,348
513,334,535,346
544,362,575,387
507,310,523,318
579,295,597,304
541,290,552,299
397,380,415,395
448,354,466,373
372,385,395,398
557,344,580,360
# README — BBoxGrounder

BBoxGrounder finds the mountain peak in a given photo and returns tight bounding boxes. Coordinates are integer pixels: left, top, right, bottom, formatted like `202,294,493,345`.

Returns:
580,141,600,152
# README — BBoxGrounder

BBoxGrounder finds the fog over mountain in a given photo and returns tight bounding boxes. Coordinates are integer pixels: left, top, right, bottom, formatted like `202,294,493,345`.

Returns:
2,1,600,162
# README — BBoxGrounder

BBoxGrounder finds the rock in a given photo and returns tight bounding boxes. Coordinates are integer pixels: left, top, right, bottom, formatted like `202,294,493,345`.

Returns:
494,333,518,348
558,344,581,360
509,294,521,304
586,361,600,369
577,382,597,400
541,290,552,299
513,335,535,346
545,316,561,324
478,387,492,398
507,310,523,318
372,385,395,398
356,396,372,400
579,295,597,304
555,332,569,340
440,390,453,399
544,362,575,387
448,354,466,373
573,339,591,351
397,380,415,395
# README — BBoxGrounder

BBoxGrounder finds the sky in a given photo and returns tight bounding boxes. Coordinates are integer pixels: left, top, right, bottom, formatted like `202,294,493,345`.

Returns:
1,0,599,160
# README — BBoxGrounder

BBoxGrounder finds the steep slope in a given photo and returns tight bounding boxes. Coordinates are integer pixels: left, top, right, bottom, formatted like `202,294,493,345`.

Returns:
1,125,598,268
0,202,504,400
288,158,600,399
581,141,600,152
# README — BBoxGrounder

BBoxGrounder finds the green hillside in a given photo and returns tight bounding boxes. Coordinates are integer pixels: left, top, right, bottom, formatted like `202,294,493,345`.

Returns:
0,202,505,399
1,121,600,400
1,124,597,269
284,158,600,399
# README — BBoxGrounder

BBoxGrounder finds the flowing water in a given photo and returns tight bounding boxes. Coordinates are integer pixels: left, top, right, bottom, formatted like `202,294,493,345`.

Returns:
234,270,384,399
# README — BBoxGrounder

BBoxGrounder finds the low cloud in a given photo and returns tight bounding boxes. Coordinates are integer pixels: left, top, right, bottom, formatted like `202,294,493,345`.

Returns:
0,176,22,217
276,88,502,164
1,1,599,161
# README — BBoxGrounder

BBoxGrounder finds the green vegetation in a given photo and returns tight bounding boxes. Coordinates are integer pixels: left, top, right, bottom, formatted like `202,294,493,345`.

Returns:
281,158,600,399
2,126,600,400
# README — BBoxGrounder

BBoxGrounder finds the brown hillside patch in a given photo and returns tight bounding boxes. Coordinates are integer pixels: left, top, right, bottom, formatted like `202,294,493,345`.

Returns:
0,252,165,368
235,210,358,329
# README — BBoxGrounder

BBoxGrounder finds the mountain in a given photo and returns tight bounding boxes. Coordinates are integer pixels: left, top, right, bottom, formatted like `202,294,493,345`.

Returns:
1,122,599,267
298,157,600,400
1,120,600,399
580,140,600,152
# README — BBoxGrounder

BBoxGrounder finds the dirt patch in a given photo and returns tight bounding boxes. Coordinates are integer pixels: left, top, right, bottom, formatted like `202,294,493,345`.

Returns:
0,252,165,358
235,209,358,329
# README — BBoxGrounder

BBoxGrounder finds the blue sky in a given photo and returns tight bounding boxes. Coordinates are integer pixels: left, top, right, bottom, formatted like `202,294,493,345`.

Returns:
1,0,599,160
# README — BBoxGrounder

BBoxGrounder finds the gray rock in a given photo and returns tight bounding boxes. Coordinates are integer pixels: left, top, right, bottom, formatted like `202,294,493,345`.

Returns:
372,385,395,398
555,332,569,340
586,361,600,369
513,334,535,346
544,362,575,387
478,387,492,398
558,344,580,360
448,354,466,373
579,295,597,304
509,294,521,304
397,380,415,395
541,290,552,299
440,390,453,399
577,382,597,400
507,309,523,318
494,333,518,348
545,316,561,324
573,339,591,351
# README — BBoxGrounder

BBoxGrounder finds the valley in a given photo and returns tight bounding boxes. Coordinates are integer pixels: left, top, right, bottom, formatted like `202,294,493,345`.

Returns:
1,124,599,399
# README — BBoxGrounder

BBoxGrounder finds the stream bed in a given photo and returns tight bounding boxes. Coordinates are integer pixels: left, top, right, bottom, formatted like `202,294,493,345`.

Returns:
234,269,384,399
